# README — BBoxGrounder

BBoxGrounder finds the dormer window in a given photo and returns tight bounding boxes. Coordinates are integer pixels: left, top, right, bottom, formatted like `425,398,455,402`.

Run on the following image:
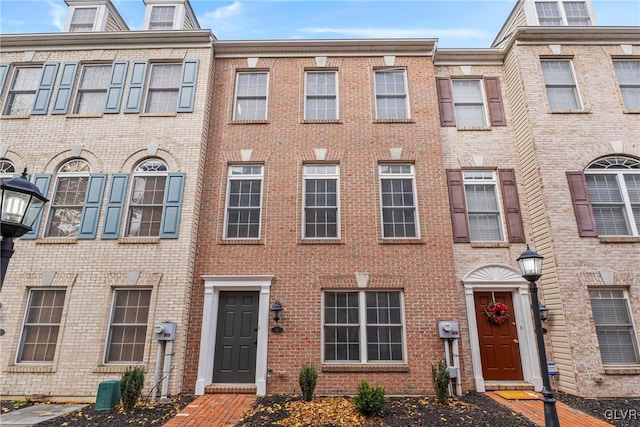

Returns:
69,7,97,32
149,6,176,30
535,1,591,26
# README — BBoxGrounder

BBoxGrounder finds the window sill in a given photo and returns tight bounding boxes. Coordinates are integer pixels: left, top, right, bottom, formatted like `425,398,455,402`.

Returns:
300,238,343,245
379,238,424,244
322,364,409,373
302,119,342,124
1,115,30,120
94,364,147,374
598,236,640,243
140,112,177,117
457,126,491,131
603,366,640,375
549,109,591,114
373,118,414,124
221,238,264,245
470,242,510,248
118,237,161,244
230,119,269,125
66,113,103,119
36,238,77,244
5,364,56,373
622,109,640,114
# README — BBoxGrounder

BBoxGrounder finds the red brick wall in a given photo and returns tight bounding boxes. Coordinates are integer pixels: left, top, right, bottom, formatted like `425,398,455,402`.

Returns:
184,54,463,395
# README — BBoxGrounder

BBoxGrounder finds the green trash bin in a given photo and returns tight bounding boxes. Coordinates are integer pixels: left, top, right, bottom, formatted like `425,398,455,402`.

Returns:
95,380,120,410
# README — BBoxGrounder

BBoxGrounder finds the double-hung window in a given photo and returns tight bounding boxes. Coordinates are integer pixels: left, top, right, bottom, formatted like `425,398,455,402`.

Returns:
74,65,111,114
541,60,581,110
126,160,168,237
589,289,639,365
305,71,337,120
323,291,404,363
3,67,41,115
613,60,640,112
105,289,151,363
234,72,268,121
303,165,339,239
584,157,640,236
535,1,591,26
69,7,97,32
563,1,591,25
45,159,91,237
451,80,487,128
145,64,182,113
463,171,504,242
18,289,66,362
379,164,418,238
149,6,175,30
535,2,563,25
374,69,408,120
224,165,263,239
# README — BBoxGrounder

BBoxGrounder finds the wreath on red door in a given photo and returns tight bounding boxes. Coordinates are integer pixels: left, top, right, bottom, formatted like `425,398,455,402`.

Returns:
483,301,509,325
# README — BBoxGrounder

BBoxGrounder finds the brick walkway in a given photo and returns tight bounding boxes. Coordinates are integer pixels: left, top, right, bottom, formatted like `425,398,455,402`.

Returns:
163,394,255,427
164,392,612,426
487,392,613,427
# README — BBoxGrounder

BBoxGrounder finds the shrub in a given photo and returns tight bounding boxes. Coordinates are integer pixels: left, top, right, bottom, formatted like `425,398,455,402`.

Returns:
353,380,385,417
120,366,145,412
431,360,451,404
298,363,317,402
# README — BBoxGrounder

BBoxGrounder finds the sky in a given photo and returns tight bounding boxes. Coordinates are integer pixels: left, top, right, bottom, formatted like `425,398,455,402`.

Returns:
0,0,638,48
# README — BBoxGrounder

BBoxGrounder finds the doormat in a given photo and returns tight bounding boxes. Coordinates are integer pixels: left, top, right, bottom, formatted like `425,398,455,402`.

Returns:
495,390,541,400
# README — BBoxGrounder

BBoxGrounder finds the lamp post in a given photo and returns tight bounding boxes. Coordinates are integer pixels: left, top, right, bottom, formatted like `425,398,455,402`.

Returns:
517,245,560,427
1,169,49,288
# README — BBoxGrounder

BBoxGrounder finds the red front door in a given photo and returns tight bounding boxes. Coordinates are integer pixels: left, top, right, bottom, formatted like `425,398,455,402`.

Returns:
475,291,523,381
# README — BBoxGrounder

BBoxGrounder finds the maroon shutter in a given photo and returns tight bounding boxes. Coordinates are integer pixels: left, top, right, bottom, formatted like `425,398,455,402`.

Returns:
566,171,598,237
446,169,470,243
436,77,456,127
484,77,506,126
498,169,525,243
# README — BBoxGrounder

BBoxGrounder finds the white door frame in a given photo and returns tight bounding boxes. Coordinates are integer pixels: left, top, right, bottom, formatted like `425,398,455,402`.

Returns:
195,275,274,396
463,265,542,392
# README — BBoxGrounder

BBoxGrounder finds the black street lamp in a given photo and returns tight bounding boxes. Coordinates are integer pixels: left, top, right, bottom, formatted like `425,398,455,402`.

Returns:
517,245,560,427
1,169,49,288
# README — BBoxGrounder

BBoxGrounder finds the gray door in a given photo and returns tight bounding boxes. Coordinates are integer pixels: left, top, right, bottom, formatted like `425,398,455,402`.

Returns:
213,291,259,383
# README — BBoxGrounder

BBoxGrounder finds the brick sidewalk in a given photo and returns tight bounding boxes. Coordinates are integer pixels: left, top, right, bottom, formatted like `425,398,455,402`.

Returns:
163,394,255,426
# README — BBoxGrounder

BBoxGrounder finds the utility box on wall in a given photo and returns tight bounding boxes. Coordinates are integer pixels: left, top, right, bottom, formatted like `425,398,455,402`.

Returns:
438,320,460,339
152,322,176,341
95,380,120,410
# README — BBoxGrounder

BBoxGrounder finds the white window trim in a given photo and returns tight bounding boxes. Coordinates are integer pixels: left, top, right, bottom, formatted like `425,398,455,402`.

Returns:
374,69,410,120
613,60,640,112
142,3,185,30
541,59,583,111
125,159,169,238
44,168,91,238
452,79,489,128
63,5,108,32
103,288,152,364
463,170,507,242
304,70,339,120
378,164,420,239
302,164,341,239
233,71,269,121
3,66,41,116
143,62,182,114
223,165,264,240
528,1,596,26
73,64,111,115
321,290,407,364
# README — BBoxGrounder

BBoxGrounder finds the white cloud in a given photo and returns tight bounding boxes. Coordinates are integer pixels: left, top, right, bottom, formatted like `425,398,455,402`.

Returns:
297,26,491,39
198,2,243,33
46,0,66,31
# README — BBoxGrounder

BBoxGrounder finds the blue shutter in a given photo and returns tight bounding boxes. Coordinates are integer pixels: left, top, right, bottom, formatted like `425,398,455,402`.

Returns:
101,174,129,239
104,61,128,113
78,173,107,239
124,61,147,113
159,173,185,238
51,62,78,114
21,174,52,240
31,62,59,115
0,63,10,92
177,60,199,113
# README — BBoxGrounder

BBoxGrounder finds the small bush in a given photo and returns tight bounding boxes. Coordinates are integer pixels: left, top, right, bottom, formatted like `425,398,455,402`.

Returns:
431,360,451,404
298,363,317,402
353,380,386,417
120,366,145,412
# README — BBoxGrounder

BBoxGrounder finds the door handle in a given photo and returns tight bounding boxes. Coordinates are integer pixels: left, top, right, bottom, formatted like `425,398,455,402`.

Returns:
513,339,519,343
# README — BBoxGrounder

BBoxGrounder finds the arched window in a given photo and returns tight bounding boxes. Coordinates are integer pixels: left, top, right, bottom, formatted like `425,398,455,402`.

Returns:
125,159,168,237
45,159,91,237
0,159,16,185
585,156,640,236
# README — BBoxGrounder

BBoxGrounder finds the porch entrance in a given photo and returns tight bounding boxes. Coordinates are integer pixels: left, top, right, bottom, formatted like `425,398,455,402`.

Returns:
474,291,523,381
213,291,259,383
